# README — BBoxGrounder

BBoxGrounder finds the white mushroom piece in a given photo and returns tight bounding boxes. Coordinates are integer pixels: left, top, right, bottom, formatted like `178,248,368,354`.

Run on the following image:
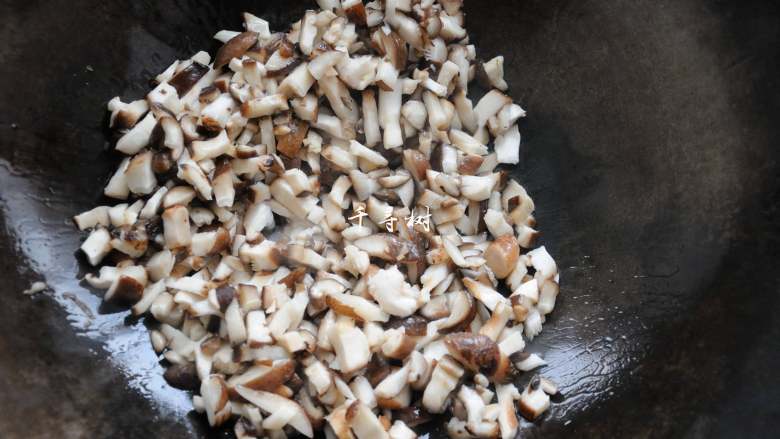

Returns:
74,1,563,437
518,375,552,421
235,386,314,437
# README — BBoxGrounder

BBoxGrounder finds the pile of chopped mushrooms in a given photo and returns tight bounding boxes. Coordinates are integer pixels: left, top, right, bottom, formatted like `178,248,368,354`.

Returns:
73,0,561,437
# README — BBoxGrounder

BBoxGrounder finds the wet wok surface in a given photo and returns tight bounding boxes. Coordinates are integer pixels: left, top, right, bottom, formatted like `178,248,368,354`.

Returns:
0,0,778,437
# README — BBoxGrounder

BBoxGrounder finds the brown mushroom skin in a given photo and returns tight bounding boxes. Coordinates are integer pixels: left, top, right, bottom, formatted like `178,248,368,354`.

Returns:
214,32,259,70
366,355,392,387
518,400,541,421
477,199,489,233
372,188,402,205
511,302,529,322
215,285,236,312
345,400,360,421
490,353,512,383
387,315,429,336
164,363,200,390
152,151,174,175
383,334,418,360
111,275,144,303
324,295,364,322
264,37,302,77
229,360,296,398
403,149,431,182
113,110,141,131
371,29,408,70
169,62,209,95
438,292,478,334
429,144,443,172
444,332,500,376
376,396,407,410
276,119,309,158
484,235,520,279
201,335,222,356
395,405,433,427
345,3,367,26
199,85,221,104
210,226,232,256
458,154,484,175
279,266,307,289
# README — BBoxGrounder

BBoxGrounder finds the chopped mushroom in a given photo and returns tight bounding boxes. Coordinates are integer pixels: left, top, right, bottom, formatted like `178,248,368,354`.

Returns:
73,206,110,230
518,376,551,421
388,420,417,439
347,401,390,439
116,113,156,155
368,265,421,317
326,291,390,322
438,290,477,333
162,205,191,248
458,384,499,437
78,3,563,437
484,235,520,279
22,281,48,296
330,320,371,373
235,386,314,437
214,32,258,69
463,277,509,312
496,383,520,439
444,332,501,377
494,124,521,165
108,97,148,130
80,227,112,265
514,353,547,372
201,375,232,427
422,355,464,413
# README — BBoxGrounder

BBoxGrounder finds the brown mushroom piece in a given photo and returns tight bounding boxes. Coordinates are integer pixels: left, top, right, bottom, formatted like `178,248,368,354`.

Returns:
496,383,520,439
347,401,391,439
235,385,313,437
444,332,501,376
422,355,465,413
343,0,367,26
105,274,145,303
169,61,210,95
214,31,259,69
518,375,551,421
226,359,296,396
438,290,477,334
164,363,200,391
484,235,520,279
386,314,429,337
325,291,390,323
264,43,302,77
201,375,231,427
275,118,309,158
380,328,417,360
108,97,148,130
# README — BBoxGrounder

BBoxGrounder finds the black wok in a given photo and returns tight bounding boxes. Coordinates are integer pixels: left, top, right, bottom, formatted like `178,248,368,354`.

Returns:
0,0,778,437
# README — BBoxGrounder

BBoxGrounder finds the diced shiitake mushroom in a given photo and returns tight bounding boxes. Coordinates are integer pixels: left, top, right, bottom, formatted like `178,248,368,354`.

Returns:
518,376,551,421
235,386,313,437
484,235,520,279
79,1,563,437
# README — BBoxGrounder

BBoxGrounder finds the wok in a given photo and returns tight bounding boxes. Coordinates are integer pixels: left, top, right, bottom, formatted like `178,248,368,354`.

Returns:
0,0,778,437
